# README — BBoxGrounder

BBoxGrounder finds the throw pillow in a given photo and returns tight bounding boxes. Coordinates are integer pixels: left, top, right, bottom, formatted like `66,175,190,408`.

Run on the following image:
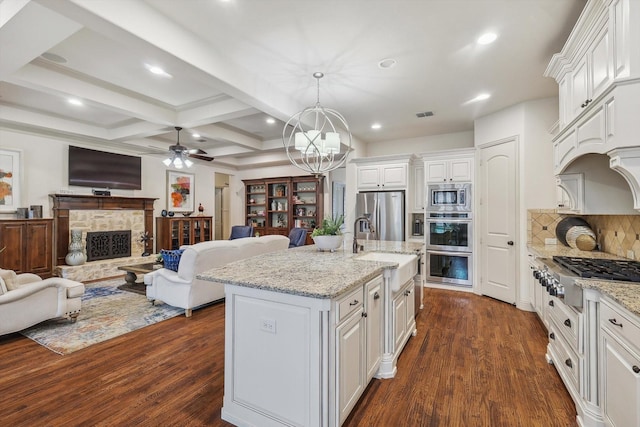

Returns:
0,276,6,295
160,249,184,272
0,269,18,291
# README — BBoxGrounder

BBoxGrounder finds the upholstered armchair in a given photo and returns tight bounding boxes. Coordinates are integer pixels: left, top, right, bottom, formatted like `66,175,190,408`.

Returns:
0,269,85,336
229,225,254,240
288,227,307,248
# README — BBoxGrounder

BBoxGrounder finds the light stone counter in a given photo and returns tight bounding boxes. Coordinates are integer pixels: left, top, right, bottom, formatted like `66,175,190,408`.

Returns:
198,240,423,299
528,243,640,317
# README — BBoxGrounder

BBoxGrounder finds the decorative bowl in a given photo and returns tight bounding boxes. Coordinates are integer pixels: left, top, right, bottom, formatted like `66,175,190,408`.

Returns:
312,235,343,252
182,212,193,217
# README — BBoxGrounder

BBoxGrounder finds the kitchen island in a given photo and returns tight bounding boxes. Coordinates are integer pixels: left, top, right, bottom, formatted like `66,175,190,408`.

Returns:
198,241,423,427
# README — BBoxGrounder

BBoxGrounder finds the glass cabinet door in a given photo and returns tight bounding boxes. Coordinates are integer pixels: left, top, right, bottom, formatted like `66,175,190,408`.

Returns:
182,220,191,247
268,182,289,230
292,180,318,230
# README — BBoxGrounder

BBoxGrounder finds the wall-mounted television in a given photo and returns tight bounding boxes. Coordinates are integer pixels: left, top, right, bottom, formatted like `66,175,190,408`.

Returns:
68,146,142,190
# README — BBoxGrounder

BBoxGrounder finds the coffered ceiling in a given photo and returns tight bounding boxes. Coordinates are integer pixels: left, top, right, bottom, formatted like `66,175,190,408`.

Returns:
0,0,585,169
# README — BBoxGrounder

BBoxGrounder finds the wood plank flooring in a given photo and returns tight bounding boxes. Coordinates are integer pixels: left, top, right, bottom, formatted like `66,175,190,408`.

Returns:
0,288,577,427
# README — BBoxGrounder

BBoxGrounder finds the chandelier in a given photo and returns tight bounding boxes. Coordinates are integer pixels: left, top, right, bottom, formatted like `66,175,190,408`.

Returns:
283,72,352,176
163,127,193,169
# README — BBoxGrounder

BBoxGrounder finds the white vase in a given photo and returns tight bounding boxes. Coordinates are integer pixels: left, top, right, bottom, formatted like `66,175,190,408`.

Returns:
65,229,87,266
312,235,344,252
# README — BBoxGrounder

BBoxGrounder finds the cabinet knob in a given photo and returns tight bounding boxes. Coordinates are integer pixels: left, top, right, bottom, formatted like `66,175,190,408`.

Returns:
507,241,514,246
633,366,640,374
549,300,554,307
564,319,571,328
362,312,368,318
373,292,380,300
565,359,573,368
549,332,555,340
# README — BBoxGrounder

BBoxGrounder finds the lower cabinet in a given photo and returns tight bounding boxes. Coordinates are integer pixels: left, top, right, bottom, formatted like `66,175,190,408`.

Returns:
365,278,383,381
600,298,640,427
0,219,53,278
393,278,416,358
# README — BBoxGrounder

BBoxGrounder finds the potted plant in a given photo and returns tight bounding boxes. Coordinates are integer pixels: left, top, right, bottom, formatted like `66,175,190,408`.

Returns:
311,215,344,251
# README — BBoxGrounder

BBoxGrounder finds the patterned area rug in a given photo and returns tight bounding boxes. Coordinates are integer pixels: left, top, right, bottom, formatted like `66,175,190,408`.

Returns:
20,278,184,355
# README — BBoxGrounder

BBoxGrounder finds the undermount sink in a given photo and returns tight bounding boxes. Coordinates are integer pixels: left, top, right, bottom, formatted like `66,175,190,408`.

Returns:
356,252,418,291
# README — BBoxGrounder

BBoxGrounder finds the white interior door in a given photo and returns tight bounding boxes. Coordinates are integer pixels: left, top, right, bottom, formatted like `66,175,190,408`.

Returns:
479,139,517,304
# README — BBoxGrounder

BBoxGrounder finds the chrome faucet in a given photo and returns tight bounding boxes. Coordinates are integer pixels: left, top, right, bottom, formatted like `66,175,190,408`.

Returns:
353,215,374,253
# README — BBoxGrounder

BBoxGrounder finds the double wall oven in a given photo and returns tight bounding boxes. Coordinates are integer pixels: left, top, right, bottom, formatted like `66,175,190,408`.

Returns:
425,183,472,287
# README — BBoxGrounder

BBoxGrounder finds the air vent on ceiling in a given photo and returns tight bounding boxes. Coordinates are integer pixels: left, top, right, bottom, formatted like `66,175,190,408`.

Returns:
416,111,434,118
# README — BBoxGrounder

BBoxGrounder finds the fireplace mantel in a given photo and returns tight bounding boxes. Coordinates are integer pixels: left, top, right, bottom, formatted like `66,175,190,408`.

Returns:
50,194,157,266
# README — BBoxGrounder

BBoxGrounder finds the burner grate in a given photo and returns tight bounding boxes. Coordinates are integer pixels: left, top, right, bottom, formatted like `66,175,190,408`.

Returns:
552,256,640,282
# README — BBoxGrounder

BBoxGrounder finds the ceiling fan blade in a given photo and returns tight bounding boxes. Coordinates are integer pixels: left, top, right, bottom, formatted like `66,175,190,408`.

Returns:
187,148,208,155
189,153,214,162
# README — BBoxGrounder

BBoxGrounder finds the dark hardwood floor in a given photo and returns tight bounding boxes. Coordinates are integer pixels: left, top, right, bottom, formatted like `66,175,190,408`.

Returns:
0,288,577,427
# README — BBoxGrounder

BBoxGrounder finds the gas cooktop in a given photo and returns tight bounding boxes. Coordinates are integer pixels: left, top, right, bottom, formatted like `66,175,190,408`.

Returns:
552,256,640,282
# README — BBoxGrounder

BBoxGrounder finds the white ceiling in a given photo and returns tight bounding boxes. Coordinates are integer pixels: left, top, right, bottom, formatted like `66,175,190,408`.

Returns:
0,0,585,169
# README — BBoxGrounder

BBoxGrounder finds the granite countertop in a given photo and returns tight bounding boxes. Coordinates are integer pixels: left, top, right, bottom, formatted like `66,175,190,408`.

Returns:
197,240,424,299
528,243,640,317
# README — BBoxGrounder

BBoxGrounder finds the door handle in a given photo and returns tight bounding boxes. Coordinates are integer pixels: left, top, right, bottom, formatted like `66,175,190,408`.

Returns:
507,241,514,246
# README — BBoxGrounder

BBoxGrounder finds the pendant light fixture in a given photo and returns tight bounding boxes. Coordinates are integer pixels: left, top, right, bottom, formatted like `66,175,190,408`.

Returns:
282,72,352,177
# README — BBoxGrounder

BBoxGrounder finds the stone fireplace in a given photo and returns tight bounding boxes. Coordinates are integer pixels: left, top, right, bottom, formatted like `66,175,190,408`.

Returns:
85,230,132,261
69,210,143,260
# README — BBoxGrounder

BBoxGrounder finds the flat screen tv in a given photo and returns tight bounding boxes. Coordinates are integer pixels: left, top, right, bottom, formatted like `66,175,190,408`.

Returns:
68,146,142,190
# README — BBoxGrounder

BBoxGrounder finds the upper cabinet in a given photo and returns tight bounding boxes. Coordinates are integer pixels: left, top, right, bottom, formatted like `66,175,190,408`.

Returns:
424,158,472,183
356,163,408,190
546,0,640,210
411,162,425,212
352,155,413,192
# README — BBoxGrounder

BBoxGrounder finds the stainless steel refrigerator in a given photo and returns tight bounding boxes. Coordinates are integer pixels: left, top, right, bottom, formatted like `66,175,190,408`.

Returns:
355,191,405,241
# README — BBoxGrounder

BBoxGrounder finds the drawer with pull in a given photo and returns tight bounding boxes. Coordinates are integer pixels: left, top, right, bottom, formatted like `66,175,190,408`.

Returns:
547,295,581,353
601,297,640,349
336,287,364,323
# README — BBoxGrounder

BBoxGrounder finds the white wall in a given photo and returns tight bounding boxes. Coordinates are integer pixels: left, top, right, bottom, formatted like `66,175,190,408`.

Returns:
0,128,233,231
474,97,558,310
366,131,473,157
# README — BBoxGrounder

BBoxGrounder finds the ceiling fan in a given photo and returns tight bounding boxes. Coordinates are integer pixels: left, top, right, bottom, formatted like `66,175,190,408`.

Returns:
163,126,214,168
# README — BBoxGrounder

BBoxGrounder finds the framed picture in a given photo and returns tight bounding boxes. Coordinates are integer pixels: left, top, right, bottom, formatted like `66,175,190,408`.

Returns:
0,149,22,213
166,171,195,213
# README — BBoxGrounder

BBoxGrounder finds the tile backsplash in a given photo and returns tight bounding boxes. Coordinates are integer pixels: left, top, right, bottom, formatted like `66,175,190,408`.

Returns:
528,209,640,260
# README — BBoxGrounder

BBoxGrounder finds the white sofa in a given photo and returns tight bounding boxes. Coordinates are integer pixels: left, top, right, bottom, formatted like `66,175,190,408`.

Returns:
0,269,85,336
144,235,290,317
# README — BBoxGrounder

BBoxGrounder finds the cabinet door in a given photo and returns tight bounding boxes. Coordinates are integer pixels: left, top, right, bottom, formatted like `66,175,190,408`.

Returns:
357,166,381,189
590,26,611,100
392,291,407,350
559,75,571,128
449,158,472,182
404,284,415,333
25,221,52,275
425,161,447,183
571,56,589,119
365,278,383,380
0,222,26,272
380,164,407,188
336,309,366,425
601,330,640,427
412,164,425,211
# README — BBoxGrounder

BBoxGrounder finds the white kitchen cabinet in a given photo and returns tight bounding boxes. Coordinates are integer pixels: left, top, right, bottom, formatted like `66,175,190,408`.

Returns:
365,277,383,381
356,163,408,190
411,162,425,211
336,302,365,425
556,173,584,214
425,157,472,183
392,278,416,358
600,297,640,427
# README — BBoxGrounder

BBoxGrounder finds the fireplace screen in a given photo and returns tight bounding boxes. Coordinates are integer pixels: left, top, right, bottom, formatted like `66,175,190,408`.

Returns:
86,230,131,262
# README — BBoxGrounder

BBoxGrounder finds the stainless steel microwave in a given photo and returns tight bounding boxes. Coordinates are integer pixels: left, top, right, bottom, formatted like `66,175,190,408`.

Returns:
427,183,471,212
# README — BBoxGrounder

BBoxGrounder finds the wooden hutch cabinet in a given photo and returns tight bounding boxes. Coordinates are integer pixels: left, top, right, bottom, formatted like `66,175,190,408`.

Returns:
0,219,54,278
243,176,323,244
155,216,212,251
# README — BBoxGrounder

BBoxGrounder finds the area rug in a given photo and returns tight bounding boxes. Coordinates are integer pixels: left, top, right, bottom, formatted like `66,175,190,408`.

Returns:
20,278,184,355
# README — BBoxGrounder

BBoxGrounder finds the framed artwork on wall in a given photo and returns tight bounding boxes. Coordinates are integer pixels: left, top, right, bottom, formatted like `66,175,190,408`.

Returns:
0,149,22,213
167,170,195,213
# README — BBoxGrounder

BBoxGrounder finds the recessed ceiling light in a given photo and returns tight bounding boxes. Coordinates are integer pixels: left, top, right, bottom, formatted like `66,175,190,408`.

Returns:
469,93,491,103
192,133,200,138
68,98,83,106
266,117,276,124
144,64,173,78
371,123,382,130
378,58,397,69
477,32,498,45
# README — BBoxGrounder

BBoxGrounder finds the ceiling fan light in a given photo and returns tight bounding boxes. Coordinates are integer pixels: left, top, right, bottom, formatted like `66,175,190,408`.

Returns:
174,157,183,168
184,158,194,168
163,158,172,166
